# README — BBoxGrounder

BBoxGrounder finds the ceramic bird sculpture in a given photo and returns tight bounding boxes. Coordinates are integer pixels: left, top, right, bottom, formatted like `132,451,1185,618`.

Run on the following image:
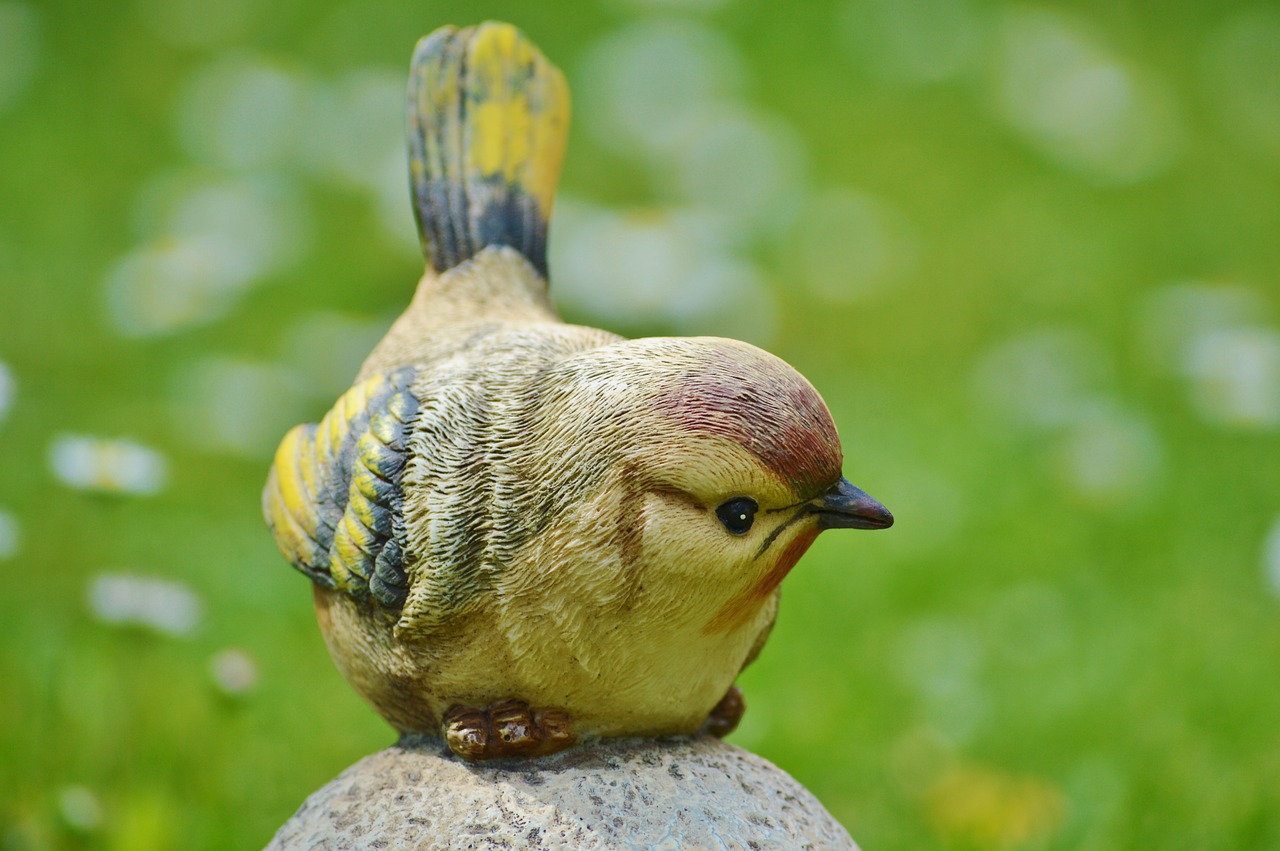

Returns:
263,22,893,761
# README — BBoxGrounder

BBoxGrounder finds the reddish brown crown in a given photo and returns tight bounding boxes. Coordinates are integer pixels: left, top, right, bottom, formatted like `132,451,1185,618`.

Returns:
657,353,842,497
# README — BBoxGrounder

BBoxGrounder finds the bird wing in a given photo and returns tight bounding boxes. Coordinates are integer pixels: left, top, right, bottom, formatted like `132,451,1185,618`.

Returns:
263,367,420,609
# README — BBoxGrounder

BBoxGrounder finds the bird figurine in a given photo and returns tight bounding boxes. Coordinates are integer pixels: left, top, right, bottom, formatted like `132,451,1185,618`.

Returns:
263,21,892,761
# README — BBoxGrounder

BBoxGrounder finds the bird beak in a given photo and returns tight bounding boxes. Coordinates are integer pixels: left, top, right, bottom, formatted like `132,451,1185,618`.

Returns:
811,477,894,530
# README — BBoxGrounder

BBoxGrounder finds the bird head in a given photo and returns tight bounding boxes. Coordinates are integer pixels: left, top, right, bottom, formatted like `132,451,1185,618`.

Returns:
531,335,892,635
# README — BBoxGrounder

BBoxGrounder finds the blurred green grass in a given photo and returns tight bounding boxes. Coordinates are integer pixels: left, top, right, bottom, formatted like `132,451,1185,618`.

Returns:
2,0,1279,848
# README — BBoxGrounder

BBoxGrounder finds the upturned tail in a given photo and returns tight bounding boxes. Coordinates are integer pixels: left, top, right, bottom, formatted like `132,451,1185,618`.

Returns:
406,22,570,280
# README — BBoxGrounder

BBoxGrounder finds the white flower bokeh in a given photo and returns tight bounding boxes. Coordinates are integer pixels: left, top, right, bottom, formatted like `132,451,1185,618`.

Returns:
49,436,169,496
87,573,203,637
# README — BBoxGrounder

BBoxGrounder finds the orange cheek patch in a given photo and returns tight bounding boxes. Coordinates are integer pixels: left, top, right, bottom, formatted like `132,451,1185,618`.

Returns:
702,527,819,635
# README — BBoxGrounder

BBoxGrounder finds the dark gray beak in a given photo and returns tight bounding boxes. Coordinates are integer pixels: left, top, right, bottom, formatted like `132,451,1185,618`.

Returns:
812,477,894,530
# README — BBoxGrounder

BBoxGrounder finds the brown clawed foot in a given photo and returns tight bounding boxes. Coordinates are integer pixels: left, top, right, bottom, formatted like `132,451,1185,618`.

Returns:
702,686,746,738
442,706,490,760
443,699,576,761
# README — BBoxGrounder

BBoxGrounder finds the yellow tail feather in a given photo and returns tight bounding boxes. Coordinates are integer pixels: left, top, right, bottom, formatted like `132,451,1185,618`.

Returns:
406,22,570,279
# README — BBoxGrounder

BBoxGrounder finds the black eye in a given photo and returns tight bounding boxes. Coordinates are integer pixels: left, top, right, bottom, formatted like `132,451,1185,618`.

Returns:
716,497,758,535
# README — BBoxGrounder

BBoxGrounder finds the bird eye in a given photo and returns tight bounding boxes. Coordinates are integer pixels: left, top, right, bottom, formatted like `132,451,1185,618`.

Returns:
716,497,758,535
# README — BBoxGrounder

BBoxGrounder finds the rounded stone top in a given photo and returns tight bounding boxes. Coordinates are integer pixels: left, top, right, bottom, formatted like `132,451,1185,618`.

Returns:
268,734,859,850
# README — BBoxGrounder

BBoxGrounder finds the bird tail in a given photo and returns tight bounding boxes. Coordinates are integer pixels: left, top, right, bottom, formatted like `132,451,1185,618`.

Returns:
406,22,570,280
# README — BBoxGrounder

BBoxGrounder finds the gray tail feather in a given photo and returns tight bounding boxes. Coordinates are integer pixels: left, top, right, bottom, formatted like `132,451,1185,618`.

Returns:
405,22,570,280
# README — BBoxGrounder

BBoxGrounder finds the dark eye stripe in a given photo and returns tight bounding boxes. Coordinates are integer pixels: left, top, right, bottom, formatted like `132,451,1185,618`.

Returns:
753,506,811,560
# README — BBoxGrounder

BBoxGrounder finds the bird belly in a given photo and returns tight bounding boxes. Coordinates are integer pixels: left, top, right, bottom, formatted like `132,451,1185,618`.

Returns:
485,592,770,738
316,581,772,739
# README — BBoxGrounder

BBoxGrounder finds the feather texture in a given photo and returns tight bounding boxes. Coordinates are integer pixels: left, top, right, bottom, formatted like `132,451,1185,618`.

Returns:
263,367,419,608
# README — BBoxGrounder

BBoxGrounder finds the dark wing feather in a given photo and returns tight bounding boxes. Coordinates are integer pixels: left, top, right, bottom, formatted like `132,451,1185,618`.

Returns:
263,367,419,609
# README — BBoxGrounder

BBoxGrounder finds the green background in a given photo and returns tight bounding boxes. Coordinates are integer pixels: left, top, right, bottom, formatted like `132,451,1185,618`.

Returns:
2,0,1278,847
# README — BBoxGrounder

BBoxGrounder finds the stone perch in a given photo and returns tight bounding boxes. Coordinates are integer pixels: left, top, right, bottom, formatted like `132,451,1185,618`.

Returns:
267,735,859,850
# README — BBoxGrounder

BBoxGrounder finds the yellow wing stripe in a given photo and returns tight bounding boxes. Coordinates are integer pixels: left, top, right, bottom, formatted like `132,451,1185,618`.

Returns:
262,367,419,607
271,425,320,538
263,464,325,575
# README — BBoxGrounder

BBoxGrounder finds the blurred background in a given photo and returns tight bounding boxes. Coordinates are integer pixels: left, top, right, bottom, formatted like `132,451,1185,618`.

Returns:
2,0,1278,847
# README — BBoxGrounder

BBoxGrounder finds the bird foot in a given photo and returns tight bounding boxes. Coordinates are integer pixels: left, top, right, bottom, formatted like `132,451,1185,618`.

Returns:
443,699,575,760
701,685,746,738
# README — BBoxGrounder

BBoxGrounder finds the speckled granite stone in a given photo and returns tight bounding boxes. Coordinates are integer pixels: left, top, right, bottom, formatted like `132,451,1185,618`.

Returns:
267,734,859,850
